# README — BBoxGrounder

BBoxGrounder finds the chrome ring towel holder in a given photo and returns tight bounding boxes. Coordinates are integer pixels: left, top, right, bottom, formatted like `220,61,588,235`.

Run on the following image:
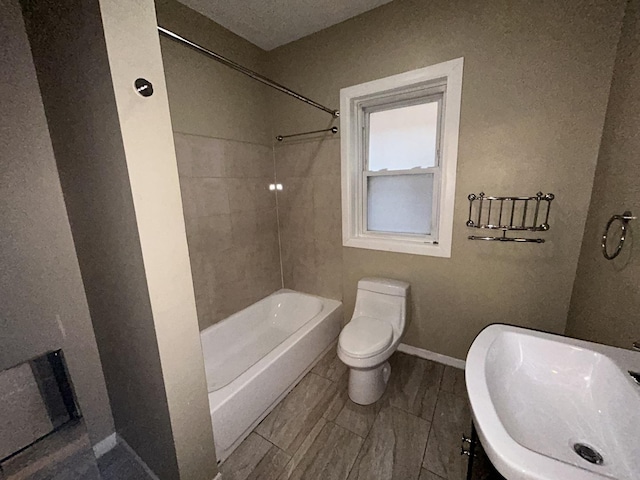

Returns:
601,211,636,260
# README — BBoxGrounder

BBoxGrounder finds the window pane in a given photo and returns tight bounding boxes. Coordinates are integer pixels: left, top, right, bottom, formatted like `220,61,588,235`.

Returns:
367,174,433,235
368,101,439,171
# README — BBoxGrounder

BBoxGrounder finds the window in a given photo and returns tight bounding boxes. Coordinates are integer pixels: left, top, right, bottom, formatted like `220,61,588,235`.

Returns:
340,58,463,257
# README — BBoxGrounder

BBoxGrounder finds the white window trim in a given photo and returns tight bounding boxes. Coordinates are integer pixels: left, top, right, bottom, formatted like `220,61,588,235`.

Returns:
340,57,463,257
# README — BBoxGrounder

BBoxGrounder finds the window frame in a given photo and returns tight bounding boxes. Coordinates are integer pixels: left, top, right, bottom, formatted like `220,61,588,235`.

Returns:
362,92,444,242
340,58,463,257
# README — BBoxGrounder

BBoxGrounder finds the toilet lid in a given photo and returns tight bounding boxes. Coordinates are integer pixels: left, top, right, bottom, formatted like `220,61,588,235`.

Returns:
339,316,394,358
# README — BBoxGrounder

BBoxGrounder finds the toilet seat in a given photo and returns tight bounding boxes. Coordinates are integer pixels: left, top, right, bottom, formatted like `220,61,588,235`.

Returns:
339,316,393,359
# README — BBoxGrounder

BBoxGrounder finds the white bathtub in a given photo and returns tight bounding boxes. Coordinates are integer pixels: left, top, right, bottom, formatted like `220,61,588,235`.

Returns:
200,289,343,461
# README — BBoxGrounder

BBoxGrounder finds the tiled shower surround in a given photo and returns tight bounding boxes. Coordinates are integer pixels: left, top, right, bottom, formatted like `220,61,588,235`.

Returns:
174,132,343,329
276,137,343,301
174,133,281,329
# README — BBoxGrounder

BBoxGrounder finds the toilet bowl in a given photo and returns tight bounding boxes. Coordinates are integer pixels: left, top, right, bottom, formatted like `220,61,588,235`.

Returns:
337,278,410,405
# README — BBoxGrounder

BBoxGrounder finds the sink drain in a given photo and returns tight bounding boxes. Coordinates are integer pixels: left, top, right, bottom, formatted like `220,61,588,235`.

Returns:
573,443,603,465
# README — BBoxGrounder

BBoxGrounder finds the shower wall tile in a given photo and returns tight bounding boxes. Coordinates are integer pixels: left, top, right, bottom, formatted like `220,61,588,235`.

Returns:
275,137,343,302
177,132,342,330
173,133,193,177
175,133,281,330
190,136,226,178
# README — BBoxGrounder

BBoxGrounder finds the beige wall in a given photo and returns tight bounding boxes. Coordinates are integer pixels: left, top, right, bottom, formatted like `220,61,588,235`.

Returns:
267,0,625,359
275,137,343,301
0,0,114,447
567,0,640,350
98,1,218,478
157,0,282,330
156,0,272,145
175,134,282,328
22,0,178,474
0,364,55,459
24,0,217,477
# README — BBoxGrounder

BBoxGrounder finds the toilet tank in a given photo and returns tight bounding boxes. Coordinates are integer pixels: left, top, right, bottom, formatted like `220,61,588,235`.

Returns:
353,278,410,332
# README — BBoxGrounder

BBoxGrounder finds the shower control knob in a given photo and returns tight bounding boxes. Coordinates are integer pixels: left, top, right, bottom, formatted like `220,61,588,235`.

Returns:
135,78,154,97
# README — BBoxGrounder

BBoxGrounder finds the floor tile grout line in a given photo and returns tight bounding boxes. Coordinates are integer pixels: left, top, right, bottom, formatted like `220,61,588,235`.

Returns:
425,367,446,424
331,392,376,440
392,353,449,424
344,440,365,480
254,430,282,451
419,414,435,475
314,370,340,383
276,410,329,475
437,364,446,392
341,416,368,480
346,404,434,480
257,429,300,475
391,358,447,478
341,394,391,480
226,353,466,479
335,418,368,440
424,468,447,480
280,418,363,479
264,442,292,480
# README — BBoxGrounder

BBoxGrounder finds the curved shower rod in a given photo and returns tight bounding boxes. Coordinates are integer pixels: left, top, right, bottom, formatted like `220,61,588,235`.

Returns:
157,26,339,118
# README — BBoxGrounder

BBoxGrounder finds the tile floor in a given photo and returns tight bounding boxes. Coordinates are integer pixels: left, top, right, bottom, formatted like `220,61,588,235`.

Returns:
1,350,473,480
97,445,154,480
0,420,154,480
220,348,473,480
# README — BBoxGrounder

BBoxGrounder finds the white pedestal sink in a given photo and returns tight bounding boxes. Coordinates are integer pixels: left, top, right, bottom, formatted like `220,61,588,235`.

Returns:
466,324,640,480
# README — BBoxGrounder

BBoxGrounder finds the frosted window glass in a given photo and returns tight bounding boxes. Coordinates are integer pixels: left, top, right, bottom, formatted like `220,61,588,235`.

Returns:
367,174,433,234
368,101,439,171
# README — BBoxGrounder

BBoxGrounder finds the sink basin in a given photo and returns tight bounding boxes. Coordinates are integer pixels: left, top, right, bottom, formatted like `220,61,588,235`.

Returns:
466,324,640,480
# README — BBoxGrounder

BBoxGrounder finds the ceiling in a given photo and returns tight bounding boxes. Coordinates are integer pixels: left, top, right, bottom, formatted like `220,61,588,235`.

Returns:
177,0,393,51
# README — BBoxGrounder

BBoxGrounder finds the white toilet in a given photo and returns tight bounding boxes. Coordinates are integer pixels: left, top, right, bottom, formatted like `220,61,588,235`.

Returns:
337,277,410,405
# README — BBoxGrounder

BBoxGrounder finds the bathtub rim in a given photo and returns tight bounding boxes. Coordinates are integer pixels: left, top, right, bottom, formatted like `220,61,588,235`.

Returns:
201,288,328,393
203,289,343,461
205,288,342,405
199,288,325,338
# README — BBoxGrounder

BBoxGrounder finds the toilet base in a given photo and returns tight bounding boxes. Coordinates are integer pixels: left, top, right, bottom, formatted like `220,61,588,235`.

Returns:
348,361,391,405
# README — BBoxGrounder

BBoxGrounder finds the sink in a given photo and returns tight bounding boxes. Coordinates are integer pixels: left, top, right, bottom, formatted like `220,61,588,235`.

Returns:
466,324,640,480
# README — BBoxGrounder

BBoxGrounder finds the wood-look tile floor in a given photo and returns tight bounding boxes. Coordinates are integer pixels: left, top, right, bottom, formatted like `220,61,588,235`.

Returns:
220,349,472,480
0,420,154,480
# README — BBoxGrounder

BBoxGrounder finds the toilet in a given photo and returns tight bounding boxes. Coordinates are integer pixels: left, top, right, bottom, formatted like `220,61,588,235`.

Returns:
337,278,410,405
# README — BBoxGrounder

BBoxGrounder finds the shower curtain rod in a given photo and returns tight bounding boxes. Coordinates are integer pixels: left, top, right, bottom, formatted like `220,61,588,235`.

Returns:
157,26,339,118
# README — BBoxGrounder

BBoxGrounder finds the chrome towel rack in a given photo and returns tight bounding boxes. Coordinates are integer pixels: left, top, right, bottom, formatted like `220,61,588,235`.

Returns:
466,192,554,243
601,211,636,260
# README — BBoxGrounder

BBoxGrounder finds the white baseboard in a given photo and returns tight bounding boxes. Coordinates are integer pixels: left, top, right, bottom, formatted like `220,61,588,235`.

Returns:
92,433,117,459
117,436,160,480
398,343,466,369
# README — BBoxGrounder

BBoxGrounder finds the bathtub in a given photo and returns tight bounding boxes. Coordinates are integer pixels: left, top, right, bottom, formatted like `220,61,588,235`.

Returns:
200,289,343,462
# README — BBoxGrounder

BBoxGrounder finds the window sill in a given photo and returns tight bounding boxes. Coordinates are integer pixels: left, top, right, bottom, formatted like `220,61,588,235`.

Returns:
343,236,451,258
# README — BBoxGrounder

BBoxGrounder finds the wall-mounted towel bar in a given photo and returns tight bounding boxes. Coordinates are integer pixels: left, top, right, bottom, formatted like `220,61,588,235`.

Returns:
466,192,554,243
276,126,338,142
